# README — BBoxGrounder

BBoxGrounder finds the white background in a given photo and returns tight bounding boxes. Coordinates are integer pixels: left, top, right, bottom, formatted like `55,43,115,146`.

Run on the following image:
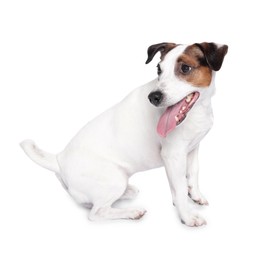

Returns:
1,0,270,259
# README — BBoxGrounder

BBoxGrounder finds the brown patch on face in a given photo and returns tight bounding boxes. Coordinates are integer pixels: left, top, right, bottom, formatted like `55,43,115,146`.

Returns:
174,44,212,87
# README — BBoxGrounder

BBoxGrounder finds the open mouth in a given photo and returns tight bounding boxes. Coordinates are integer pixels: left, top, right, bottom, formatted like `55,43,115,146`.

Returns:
157,92,200,137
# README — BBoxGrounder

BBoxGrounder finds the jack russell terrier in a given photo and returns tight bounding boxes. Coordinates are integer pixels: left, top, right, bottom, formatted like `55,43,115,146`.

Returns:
21,42,228,227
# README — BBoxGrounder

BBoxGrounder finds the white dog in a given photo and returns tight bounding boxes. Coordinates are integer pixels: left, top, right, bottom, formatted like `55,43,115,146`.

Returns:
21,42,228,227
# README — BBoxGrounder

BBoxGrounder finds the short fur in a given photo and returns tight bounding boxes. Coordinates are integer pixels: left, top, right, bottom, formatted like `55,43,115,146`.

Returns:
21,42,228,227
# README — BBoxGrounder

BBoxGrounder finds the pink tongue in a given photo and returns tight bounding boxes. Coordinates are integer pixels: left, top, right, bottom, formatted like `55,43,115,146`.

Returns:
157,99,186,137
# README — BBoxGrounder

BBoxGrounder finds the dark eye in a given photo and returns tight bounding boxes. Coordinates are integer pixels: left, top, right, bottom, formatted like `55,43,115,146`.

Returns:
157,64,162,75
180,64,192,74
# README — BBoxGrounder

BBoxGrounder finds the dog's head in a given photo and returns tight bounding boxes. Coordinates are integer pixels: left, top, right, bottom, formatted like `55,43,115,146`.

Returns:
146,42,228,107
146,42,228,137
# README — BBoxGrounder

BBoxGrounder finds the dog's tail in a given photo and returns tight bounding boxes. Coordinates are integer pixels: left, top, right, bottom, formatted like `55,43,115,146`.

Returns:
20,139,60,173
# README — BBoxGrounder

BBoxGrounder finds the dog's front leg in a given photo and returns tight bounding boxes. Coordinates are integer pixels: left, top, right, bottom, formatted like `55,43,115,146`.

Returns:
161,145,206,227
187,146,208,206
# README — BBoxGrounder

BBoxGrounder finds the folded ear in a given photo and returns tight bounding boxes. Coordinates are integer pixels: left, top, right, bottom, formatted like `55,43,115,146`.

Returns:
145,42,176,64
195,42,228,71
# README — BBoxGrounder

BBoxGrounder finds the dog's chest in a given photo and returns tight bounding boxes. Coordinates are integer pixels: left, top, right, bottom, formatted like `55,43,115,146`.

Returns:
190,105,213,143
171,103,214,150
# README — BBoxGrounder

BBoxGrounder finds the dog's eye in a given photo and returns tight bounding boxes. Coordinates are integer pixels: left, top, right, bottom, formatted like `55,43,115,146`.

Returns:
157,64,162,76
180,64,192,74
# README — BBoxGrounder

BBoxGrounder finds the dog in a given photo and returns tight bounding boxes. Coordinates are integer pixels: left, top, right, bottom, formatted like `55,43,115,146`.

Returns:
21,42,228,227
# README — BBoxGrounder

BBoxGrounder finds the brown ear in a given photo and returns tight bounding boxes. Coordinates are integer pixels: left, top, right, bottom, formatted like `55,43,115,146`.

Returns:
145,42,176,64
195,42,228,71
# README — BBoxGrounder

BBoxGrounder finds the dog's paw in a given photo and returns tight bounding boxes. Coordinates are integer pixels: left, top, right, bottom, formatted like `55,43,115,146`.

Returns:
188,187,209,206
129,208,147,220
181,212,207,227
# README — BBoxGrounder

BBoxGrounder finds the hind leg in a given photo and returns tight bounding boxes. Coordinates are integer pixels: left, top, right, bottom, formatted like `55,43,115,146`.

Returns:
66,160,145,220
88,179,145,221
89,206,146,221
119,185,139,200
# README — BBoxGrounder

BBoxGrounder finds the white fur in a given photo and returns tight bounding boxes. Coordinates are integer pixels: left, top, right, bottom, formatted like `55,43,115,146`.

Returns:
21,44,216,226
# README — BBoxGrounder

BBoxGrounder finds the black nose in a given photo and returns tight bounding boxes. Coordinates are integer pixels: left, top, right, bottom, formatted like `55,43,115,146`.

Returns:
148,91,163,106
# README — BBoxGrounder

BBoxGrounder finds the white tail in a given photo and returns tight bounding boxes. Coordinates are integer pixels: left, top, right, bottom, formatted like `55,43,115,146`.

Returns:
20,139,60,173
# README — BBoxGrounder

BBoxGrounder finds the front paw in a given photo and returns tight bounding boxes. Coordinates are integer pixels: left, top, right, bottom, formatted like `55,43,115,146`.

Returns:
188,186,209,206
181,212,207,227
